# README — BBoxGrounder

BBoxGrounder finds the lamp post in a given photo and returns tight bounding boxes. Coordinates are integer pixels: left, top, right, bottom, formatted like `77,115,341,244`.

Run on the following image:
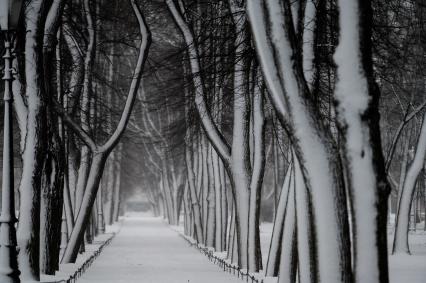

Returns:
0,1,23,282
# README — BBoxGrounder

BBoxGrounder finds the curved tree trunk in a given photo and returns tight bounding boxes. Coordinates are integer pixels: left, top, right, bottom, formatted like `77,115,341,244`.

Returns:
16,1,50,279
277,176,297,283
206,145,216,247
294,155,316,283
265,164,292,277
60,0,151,263
393,112,426,254
247,1,353,282
112,144,123,222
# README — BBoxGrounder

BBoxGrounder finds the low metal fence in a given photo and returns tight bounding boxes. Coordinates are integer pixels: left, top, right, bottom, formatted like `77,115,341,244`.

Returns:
178,233,265,283
52,233,117,283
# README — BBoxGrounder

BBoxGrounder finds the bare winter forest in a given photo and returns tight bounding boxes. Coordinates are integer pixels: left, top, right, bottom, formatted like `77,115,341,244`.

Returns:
0,0,425,282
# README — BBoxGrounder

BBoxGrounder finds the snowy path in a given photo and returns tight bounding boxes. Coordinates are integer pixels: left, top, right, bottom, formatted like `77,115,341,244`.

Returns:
78,216,244,283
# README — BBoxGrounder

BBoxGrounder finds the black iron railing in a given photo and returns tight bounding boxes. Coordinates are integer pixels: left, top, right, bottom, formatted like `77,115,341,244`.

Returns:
51,232,117,283
177,233,266,283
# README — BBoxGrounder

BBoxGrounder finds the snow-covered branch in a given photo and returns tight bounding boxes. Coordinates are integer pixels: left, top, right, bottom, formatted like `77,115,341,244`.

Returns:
166,0,231,164
101,0,151,152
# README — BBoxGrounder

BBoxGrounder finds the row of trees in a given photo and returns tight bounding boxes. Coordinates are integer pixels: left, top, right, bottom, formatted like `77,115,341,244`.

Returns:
0,0,151,281
138,1,426,283
0,0,425,282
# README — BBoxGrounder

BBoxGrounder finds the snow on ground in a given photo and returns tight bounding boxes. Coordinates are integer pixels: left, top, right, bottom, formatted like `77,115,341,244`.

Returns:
388,229,426,283
44,214,425,283
39,223,121,283
259,222,426,283
78,216,247,283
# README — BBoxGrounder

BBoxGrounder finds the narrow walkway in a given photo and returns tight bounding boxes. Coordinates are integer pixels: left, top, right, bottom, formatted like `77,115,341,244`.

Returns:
79,216,244,283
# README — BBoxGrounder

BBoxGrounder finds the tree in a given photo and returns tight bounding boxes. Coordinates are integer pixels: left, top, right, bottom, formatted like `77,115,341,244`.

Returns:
56,0,151,263
247,0,390,282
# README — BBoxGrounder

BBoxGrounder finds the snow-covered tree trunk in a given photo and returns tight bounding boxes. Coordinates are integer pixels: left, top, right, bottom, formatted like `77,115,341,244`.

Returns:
227,204,239,265
63,23,84,114
228,0,262,271
40,1,67,274
272,125,280,214
159,175,170,221
247,1,353,282
170,165,184,226
229,64,251,270
159,181,167,220
68,154,78,215
74,0,96,223
59,206,68,261
85,213,94,245
58,30,75,239
219,160,228,250
393,112,426,254
227,202,235,260
96,182,105,234
213,149,224,251
397,133,410,197
63,27,83,220
104,156,116,225
62,153,107,262
265,165,292,277
184,107,204,242
294,155,315,283
15,1,50,279
103,42,116,226
167,0,265,271
201,135,210,239
334,1,391,281
63,157,74,238
183,182,192,236
206,145,216,247
277,174,297,283
39,154,64,275
195,136,203,205
112,143,123,222
161,159,176,224
247,70,265,272
59,0,151,263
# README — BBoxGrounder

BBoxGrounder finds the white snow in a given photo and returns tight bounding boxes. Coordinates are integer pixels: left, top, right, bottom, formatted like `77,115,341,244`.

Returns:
76,216,250,283
259,223,426,283
39,224,120,283
35,215,426,283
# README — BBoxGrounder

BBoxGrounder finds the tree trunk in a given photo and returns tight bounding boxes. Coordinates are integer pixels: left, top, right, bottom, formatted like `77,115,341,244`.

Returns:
104,156,116,225
247,1,353,281
394,112,426,254
97,182,105,234
213,149,224,251
112,144,123,222
277,177,297,283
265,165,292,277
62,153,108,263
16,2,49,279
184,137,204,243
201,135,210,240
39,146,64,275
294,155,316,283
206,146,216,247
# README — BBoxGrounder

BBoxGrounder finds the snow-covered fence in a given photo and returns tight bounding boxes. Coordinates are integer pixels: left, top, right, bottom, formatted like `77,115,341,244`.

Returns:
49,232,117,283
177,232,271,283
